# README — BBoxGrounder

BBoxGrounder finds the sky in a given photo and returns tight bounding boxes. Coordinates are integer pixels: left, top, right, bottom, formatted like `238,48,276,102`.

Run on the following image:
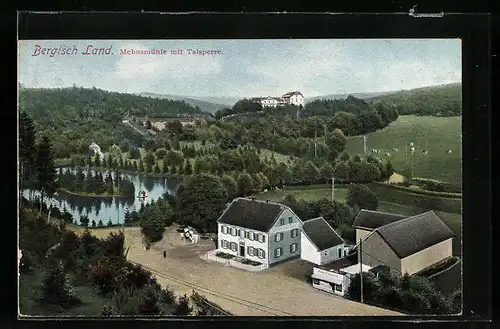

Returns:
18,39,461,98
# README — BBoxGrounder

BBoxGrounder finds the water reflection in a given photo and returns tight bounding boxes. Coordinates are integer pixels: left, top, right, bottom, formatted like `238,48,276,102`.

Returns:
22,168,182,225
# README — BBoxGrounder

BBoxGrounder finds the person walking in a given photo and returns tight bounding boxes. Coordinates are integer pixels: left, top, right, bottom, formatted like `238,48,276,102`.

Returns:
163,250,166,258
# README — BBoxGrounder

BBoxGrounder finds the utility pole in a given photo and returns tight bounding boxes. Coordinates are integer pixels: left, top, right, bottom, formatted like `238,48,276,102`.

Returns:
359,238,364,303
331,177,335,201
314,131,317,158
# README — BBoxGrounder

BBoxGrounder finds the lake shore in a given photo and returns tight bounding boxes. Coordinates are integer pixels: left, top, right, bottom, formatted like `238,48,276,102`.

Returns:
57,188,132,198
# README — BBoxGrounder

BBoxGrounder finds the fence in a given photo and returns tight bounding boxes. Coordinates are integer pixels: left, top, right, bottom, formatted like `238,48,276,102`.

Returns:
206,250,269,272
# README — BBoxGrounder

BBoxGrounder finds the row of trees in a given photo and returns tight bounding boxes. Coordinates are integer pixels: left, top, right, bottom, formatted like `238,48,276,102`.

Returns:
57,168,135,197
20,111,57,209
346,271,461,315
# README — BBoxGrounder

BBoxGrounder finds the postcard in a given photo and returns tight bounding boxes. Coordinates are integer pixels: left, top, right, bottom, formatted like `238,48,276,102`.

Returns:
18,38,462,317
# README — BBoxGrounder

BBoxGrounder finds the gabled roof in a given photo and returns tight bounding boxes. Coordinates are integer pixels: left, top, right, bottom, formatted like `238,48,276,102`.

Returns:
282,91,303,97
302,217,344,251
353,209,407,230
375,211,456,259
217,198,286,232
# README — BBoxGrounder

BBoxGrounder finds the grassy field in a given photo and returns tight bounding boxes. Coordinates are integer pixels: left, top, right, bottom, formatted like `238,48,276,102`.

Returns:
259,148,292,164
345,115,462,189
19,269,110,316
256,184,461,256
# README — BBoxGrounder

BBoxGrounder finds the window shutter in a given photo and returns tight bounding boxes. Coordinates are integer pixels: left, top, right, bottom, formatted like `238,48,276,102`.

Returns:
281,232,284,240
245,231,249,238
247,246,251,254
262,235,266,242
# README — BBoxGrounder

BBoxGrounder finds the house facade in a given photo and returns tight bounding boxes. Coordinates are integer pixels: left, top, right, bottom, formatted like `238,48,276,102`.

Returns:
301,217,348,266
251,91,304,108
355,210,455,275
217,198,303,266
310,257,372,297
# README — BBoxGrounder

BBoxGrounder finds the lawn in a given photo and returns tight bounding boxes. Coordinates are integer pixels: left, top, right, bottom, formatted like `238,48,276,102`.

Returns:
345,115,462,189
19,269,111,316
256,185,348,203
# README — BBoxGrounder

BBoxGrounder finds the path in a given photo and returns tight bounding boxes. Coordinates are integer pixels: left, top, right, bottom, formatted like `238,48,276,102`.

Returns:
124,227,403,317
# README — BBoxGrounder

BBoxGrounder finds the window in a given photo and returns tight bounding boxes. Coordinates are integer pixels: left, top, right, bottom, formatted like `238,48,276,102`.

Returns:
248,246,254,256
338,248,342,259
280,218,285,225
249,232,254,240
221,226,226,234
231,242,237,251
262,235,266,243
291,229,298,238
221,240,227,249
245,231,249,239
335,284,342,292
240,230,245,238
324,250,328,256
258,234,265,243
290,243,297,253
313,279,320,285
288,217,293,223
275,233,283,242
274,247,282,258
258,249,265,259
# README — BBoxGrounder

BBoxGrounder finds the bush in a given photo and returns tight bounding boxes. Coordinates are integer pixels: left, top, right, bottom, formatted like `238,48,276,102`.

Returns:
215,252,234,259
40,261,81,308
173,294,193,316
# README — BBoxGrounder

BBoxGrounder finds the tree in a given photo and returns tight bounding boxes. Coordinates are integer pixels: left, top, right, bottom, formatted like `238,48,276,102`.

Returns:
40,260,81,308
154,148,168,159
325,130,347,154
176,174,227,232
334,161,350,183
346,184,379,210
140,203,171,245
237,171,254,197
19,111,37,189
138,284,164,315
320,162,335,182
221,175,238,200
164,150,184,167
35,136,57,214
89,260,118,295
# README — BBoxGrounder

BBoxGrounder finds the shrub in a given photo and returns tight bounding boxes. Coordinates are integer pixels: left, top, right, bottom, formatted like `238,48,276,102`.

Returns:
174,294,193,316
40,261,81,308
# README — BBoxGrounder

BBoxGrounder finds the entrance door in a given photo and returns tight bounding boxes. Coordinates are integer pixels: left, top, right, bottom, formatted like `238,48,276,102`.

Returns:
239,245,245,257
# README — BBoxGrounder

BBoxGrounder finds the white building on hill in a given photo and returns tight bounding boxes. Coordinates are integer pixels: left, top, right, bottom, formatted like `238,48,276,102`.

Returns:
251,91,304,108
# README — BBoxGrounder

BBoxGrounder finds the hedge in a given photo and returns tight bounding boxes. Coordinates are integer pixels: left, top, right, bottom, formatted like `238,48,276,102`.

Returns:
368,183,462,214
371,182,462,199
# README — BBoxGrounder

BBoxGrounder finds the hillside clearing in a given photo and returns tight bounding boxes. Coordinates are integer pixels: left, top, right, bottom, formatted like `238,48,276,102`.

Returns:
346,115,462,189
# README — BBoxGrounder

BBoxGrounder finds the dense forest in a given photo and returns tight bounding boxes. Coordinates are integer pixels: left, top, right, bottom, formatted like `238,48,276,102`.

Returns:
366,83,461,116
19,86,209,158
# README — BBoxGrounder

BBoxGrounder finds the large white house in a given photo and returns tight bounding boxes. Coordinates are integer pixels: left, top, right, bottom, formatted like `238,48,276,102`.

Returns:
217,198,304,267
251,91,304,108
301,217,349,266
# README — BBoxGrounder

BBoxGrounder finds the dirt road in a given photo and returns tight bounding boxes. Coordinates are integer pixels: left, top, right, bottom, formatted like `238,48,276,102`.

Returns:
122,226,403,317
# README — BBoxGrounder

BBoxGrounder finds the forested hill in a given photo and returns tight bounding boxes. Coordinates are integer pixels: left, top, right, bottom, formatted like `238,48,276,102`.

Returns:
19,87,207,158
366,83,462,116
